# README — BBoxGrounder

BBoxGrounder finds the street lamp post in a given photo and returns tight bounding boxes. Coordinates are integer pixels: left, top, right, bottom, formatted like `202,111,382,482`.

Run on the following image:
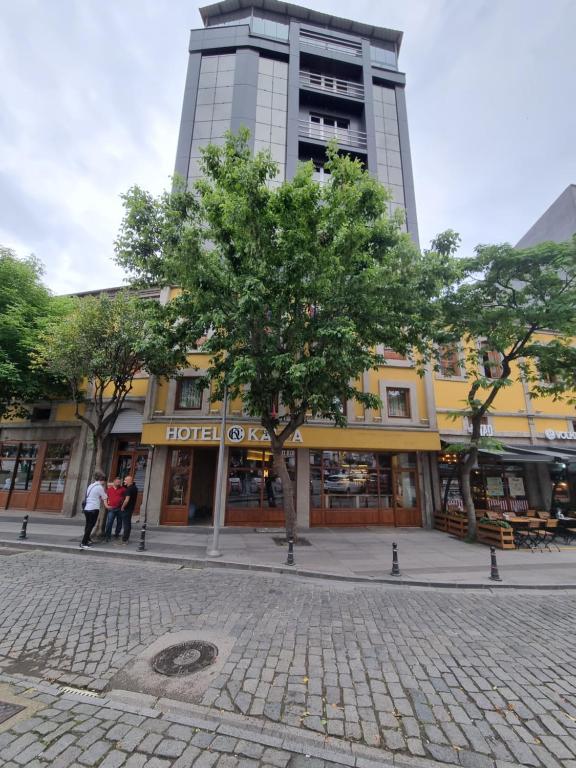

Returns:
207,385,228,558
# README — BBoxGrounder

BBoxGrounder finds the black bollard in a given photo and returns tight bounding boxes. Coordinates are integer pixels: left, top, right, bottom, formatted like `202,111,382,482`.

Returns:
18,514,29,540
489,545,502,582
137,523,147,552
391,542,400,576
286,537,295,566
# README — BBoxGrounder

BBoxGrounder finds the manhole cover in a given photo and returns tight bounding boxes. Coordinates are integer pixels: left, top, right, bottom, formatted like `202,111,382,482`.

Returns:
0,701,24,725
152,641,218,677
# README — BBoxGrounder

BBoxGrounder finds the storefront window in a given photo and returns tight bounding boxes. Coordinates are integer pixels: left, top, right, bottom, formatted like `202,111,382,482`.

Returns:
0,443,38,491
166,449,192,505
40,443,70,493
228,448,295,510
311,450,418,512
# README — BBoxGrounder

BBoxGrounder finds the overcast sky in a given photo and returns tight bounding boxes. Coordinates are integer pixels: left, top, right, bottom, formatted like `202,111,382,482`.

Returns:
1,0,575,294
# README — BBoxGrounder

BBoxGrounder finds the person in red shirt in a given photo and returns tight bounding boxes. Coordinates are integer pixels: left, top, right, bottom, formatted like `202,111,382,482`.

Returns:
104,477,126,542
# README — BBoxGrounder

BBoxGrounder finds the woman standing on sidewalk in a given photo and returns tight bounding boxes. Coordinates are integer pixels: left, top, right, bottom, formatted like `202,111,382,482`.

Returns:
81,472,110,549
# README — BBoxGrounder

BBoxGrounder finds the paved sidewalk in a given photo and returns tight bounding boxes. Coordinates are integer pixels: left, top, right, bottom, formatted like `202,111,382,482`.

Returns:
0,512,575,586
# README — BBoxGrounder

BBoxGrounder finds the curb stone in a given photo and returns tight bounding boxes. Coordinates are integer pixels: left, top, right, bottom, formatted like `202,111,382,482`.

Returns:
2,538,576,590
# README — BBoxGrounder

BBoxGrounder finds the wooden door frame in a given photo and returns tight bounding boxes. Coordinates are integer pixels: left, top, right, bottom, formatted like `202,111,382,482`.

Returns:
161,446,194,524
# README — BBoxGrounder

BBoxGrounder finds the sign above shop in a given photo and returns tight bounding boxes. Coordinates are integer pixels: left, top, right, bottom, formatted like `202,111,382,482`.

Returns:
545,429,576,441
165,424,304,444
468,424,494,437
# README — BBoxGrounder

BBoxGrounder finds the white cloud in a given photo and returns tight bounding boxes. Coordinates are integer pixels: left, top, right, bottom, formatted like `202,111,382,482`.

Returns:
0,0,575,294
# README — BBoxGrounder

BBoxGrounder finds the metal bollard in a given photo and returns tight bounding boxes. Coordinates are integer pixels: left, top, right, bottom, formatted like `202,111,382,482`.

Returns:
286,537,295,566
489,545,502,582
137,523,147,552
391,542,400,576
18,514,29,540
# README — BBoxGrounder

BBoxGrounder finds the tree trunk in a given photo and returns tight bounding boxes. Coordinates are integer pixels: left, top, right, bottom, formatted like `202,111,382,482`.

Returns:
460,445,478,541
271,445,297,542
93,433,108,535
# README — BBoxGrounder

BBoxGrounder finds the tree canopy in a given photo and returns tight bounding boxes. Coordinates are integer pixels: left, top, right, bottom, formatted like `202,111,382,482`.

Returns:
440,236,576,537
34,291,187,473
116,130,455,537
0,246,66,420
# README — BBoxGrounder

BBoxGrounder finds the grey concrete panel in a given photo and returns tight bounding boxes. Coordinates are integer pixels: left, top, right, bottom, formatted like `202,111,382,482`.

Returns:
230,49,259,144
361,39,378,176
285,21,301,179
174,52,202,180
395,86,420,246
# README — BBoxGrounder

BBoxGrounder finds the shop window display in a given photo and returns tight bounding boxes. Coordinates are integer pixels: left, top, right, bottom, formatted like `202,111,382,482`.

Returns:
227,448,295,511
310,450,418,514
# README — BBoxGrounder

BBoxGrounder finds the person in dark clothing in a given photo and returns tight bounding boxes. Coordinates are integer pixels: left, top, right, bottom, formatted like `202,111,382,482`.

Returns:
117,475,138,544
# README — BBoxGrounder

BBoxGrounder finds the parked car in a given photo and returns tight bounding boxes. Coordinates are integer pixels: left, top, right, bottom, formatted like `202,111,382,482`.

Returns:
323,473,364,493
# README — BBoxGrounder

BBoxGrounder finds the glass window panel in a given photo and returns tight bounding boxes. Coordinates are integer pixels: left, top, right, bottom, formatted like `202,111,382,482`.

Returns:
215,69,235,87
378,470,394,507
258,57,274,76
200,56,218,73
396,472,417,508
193,121,211,140
211,120,231,138
196,88,215,105
217,54,236,71
396,453,416,468
212,102,232,121
257,88,272,108
177,379,203,410
198,71,217,88
387,388,410,418
40,443,70,493
167,449,191,506
133,453,148,488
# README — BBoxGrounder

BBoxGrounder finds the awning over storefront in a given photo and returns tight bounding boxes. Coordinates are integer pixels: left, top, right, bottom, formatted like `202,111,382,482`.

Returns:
142,421,441,451
479,444,576,464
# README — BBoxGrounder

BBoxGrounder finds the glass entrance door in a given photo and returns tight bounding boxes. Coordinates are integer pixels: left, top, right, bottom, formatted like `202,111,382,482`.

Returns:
112,437,148,514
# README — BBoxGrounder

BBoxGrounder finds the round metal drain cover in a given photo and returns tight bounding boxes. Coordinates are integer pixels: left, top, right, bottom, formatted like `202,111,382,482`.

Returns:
152,641,218,677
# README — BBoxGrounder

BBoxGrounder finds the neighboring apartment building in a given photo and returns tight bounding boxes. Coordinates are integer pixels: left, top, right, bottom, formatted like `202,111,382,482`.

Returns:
516,184,576,248
433,339,576,515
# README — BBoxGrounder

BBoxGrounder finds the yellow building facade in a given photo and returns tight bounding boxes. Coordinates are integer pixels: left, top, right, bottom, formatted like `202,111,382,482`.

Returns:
2,333,574,527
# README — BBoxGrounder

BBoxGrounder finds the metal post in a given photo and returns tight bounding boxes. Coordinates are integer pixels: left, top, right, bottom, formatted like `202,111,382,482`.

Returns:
18,514,29,540
137,523,147,552
489,545,502,582
207,385,228,558
391,542,400,576
137,446,154,554
286,537,295,566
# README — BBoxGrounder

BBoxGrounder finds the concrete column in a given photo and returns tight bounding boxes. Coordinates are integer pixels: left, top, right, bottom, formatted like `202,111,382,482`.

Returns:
63,423,94,517
296,448,310,528
419,452,434,529
524,462,542,508
537,463,552,511
145,445,167,525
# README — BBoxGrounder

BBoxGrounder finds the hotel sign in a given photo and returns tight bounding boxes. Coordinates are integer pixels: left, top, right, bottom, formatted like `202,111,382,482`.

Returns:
545,429,576,441
165,424,304,444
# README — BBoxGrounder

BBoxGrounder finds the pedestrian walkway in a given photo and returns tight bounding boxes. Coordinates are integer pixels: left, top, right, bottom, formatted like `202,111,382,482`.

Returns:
1,512,575,587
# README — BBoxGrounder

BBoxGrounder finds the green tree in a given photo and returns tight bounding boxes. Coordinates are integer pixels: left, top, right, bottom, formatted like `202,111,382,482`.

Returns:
115,131,454,540
34,291,187,473
0,246,66,420
441,236,576,539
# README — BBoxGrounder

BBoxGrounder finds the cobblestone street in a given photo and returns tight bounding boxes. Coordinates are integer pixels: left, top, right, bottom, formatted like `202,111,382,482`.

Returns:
0,550,575,767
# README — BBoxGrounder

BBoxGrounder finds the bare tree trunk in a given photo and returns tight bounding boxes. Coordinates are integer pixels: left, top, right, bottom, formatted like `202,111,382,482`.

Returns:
93,433,108,535
272,445,297,542
460,446,478,541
